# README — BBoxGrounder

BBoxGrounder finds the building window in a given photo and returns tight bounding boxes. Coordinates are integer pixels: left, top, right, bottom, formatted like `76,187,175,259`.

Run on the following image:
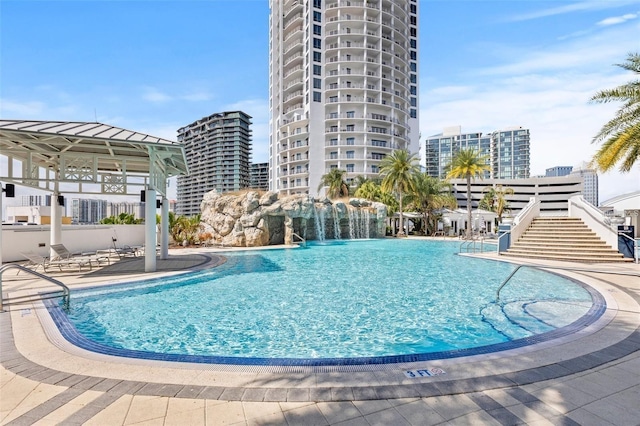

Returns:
411,97,417,107
313,91,321,102
313,24,321,35
410,109,417,118
330,151,338,159
410,74,417,83
313,51,321,62
314,0,321,8
410,39,417,48
410,63,417,72
313,38,321,49
346,111,355,118
410,51,417,60
313,78,322,89
330,138,338,145
313,64,321,75
346,164,354,172
313,11,321,22
346,124,355,131
410,86,417,95
346,150,354,159
346,137,355,145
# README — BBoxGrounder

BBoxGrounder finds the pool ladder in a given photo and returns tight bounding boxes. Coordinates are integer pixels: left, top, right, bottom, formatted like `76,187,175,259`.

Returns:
292,232,306,247
0,264,70,312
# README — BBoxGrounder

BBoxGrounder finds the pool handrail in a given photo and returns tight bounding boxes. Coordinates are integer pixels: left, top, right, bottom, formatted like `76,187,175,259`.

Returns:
0,263,70,311
292,232,306,247
617,232,639,263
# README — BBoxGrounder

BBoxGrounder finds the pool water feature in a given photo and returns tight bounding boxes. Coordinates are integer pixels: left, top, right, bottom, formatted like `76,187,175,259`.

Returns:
55,239,603,365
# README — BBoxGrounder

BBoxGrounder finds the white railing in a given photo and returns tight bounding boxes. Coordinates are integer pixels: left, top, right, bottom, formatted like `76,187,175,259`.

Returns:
568,195,618,249
511,196,540,245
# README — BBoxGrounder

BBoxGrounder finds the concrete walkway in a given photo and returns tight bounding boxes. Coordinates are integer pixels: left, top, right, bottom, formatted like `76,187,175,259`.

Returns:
1,246,639,425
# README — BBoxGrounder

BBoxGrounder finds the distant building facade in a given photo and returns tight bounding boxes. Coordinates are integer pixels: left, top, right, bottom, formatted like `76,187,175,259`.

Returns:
176,111,253,216
545,166,573,177
72,198,108,224
570,163,598,207
450,175,583,215
250,162,269,190
424,126,530,180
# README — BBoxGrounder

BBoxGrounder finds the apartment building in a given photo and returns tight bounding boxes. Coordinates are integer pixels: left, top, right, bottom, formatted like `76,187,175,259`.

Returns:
176,111,252,216
425,126,530,180
269,0,420,195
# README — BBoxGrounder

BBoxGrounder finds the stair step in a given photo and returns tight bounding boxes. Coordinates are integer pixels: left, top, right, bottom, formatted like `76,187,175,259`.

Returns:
506,216,629,263
510,244,613,252
500,252,632,263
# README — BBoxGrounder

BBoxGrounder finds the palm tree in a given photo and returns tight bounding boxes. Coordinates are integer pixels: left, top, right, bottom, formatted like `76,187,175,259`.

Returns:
408,174,457,235
446,148,490,238
318,168,349,199
590,52,640,173
479,185,514,226
379,149,420,237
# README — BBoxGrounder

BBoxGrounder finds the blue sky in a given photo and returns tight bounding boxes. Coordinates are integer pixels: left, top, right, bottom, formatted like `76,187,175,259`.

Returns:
1,0,639,204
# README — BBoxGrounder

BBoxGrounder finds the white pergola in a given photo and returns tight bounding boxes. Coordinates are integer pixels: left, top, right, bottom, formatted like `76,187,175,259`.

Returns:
0,119,189,272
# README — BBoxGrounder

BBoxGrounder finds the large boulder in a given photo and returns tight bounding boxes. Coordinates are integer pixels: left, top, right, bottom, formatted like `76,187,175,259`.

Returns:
199,190,387,247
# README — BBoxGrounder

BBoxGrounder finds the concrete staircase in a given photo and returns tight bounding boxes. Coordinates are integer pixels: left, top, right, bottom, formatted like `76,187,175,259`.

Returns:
501,217,631,263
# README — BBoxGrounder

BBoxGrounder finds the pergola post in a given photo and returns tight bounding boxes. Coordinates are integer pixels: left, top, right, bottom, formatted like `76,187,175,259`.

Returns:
50,185,63,259
144,188,157,272
160,196,169,260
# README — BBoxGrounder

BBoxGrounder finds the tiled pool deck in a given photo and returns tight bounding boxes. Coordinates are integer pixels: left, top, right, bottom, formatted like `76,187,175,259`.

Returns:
1,242,639,425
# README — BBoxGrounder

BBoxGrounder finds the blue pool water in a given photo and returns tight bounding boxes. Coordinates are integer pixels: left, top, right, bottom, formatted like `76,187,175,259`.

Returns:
59,239,601,364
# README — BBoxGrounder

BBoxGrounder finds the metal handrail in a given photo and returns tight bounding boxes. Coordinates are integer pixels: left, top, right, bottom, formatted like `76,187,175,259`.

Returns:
618,232,639,263
0,264,70,311
495,262,640,302
292,232,306,246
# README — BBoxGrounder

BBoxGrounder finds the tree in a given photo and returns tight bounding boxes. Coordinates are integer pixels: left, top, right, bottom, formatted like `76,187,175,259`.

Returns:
446,148,490,238
379,149,420,237
100,212,142,225
354,180,399,215
590,52,640,173
408,174,457,235
170,214,201,245
318,168,349,199
479,185,514,225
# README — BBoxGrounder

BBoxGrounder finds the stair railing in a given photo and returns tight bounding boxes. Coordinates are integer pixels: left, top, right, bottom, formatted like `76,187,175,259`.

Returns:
510,196,540,245
618,232,639,263
568,195,617,249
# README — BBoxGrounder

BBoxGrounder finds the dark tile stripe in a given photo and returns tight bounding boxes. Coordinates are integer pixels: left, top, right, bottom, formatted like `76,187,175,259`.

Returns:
3,388,84,426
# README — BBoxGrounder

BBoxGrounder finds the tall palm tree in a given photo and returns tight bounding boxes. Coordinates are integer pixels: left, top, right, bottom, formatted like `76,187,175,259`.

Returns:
318,168,349,199
479,185,514,225
408,174,457,235
590,52,640,173
379,149,420,237
446,148,490,238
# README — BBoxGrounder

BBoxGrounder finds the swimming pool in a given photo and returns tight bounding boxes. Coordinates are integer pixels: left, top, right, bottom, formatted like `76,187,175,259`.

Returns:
50,239,604,366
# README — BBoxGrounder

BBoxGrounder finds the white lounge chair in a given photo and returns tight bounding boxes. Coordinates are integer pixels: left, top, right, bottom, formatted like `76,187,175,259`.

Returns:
19,251,50,273
50,244,108,271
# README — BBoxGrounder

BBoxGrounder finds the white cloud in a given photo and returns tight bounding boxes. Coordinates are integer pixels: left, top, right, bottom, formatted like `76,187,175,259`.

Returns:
420,21,640,204
597,13,638,26
0,99,46,117
142,87,172,103
506,0,639,22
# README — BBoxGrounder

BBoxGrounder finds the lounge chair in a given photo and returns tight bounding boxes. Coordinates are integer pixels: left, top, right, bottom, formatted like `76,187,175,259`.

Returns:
109,238,139,259
19,251,50,273
50,244,108,271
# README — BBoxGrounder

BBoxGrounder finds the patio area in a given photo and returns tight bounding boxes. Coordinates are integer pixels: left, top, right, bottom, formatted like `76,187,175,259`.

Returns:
1,244,639,425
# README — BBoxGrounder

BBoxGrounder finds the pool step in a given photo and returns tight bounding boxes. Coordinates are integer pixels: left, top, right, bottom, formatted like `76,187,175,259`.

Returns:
500,217,631,263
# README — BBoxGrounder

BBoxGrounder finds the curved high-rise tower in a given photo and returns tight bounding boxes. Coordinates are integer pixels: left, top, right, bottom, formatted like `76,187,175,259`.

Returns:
269,0,419,196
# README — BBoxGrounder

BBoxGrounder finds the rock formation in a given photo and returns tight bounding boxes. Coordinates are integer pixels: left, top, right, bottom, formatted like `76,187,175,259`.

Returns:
200,190,387,247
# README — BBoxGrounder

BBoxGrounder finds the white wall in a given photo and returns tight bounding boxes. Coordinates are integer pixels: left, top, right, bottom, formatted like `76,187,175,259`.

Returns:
1,224,145,262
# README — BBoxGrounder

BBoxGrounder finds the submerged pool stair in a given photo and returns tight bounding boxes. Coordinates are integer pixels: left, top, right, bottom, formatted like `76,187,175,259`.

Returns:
501,217,632,263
